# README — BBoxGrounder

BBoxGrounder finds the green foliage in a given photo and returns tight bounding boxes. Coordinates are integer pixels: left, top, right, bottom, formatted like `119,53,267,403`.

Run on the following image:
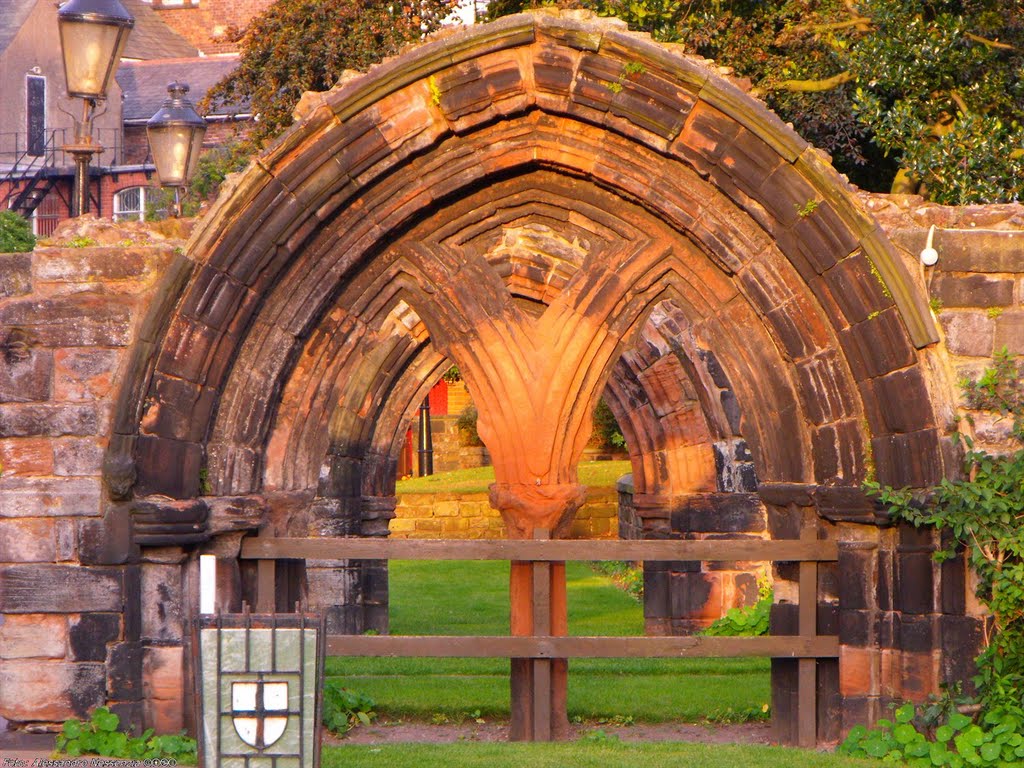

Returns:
703,577,772,637
198,467,212,495
839,701,1024,766
66,235,97,248
960,348,1024,435
55,707,197,762
0,210,35,253
591,397,626,449
184,142,252,210
322,680,377,736
456,405,484,447
144,187,176,220
579,728,622,743
796,199,820,218
441,365,462,384
203,0,459,149
490,0,1024,202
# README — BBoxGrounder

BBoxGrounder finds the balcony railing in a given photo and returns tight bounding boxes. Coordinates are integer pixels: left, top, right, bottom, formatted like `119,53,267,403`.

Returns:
0,128,126,173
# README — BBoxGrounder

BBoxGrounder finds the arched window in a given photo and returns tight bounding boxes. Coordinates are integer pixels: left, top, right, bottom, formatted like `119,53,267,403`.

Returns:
113,186,146,221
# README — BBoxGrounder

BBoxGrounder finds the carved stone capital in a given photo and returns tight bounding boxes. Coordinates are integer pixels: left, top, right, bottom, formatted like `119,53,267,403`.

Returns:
488,482,588,538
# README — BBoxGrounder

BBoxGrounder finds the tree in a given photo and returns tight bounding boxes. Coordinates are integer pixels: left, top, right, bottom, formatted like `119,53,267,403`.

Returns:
204,0,459,149
490,0,1024,203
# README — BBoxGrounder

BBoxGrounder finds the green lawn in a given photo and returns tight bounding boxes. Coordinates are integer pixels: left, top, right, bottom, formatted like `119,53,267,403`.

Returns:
326,560,770,723
395,461,632,494
323,742,876,768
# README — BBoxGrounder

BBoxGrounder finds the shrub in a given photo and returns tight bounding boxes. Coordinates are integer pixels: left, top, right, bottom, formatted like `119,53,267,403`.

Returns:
55,707,196,762
322,680,376,736
839,701,1024,765
591,398,625,450
456,405,483,447
0,210,36,253
702,576,772,637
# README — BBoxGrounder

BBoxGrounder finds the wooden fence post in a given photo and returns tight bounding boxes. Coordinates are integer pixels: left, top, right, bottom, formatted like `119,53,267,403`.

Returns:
797,516,819,748
532,528,552,741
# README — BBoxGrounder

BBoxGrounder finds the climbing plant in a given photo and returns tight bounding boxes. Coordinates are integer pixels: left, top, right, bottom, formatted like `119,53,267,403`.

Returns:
853,352,1024,764
865,352,1024,716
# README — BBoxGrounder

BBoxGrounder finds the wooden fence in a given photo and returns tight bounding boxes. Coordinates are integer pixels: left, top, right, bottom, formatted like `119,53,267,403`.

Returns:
239,534,838,747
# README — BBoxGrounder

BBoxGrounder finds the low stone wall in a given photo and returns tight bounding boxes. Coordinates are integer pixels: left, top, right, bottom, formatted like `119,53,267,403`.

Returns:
0,217,190,731
391,488,619,539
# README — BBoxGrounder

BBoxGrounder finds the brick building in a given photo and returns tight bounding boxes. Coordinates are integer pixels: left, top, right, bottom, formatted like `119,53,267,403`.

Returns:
0,0,248,236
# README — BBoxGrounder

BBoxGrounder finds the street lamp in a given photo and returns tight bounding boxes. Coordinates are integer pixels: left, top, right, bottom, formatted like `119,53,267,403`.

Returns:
57,0,134,217
146,82,207,217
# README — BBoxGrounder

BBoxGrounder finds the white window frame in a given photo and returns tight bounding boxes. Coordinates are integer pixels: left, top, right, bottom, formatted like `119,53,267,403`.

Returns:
113,186,147,222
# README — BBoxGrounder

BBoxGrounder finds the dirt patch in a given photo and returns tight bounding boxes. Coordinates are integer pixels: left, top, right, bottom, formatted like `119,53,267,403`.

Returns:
328,719,773,746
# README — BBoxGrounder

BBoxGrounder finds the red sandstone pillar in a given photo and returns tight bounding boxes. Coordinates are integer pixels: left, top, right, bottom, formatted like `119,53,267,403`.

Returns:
491,483,585,741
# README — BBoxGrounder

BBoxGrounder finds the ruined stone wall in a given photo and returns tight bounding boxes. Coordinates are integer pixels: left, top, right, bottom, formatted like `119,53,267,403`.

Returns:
0,217,190,731
0,197,1021,735
867,196,1024,453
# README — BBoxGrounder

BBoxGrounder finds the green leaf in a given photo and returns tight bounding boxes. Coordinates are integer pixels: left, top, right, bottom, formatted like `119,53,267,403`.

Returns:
964,725,986,747
864,737,892,757
949,712,972,732
62,720,82,739
92,708,120,733
895,703,916,723
895,723,920,744
979,742,1001,762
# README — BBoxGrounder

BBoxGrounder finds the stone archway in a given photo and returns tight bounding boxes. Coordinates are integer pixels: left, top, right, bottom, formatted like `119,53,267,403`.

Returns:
108,9,966,743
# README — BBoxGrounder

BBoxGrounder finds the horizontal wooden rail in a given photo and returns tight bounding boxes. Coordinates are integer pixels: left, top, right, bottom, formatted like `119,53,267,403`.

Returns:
241,537,838,562
325,634,839,659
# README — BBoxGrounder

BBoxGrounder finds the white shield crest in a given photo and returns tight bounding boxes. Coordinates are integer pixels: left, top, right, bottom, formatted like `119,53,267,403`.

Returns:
231,681,289,749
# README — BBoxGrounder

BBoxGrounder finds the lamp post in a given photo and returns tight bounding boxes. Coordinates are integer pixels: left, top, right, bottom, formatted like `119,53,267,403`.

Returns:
417,397,434,476
57,0,134,217
146,82,207,217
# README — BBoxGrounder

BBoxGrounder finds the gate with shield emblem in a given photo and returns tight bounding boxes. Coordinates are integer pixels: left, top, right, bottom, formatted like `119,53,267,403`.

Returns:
195,609,324,768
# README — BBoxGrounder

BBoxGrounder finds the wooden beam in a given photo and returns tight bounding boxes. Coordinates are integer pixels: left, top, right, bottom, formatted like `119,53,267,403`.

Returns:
324,634,839,658
242,537,838,563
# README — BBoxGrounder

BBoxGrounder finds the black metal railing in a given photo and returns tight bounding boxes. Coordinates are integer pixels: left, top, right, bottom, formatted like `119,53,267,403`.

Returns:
1,128,126,218
0,128,125,173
